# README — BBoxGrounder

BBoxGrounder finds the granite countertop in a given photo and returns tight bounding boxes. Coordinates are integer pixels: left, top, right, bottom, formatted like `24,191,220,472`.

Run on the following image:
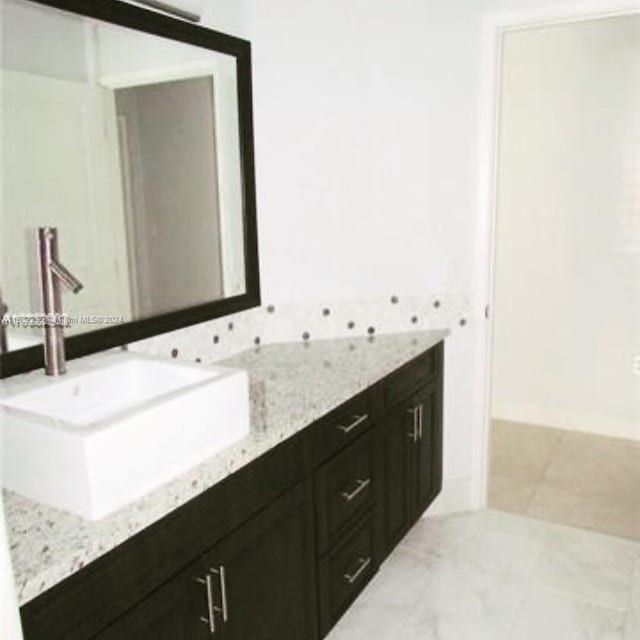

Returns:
4,329,448,605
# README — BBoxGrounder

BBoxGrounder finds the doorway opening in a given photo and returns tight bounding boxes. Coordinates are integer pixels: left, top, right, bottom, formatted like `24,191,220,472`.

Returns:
486,13,640,539
114,76,224,318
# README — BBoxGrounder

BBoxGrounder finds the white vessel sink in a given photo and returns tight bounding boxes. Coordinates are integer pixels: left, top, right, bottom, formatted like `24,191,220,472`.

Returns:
0,353,250,520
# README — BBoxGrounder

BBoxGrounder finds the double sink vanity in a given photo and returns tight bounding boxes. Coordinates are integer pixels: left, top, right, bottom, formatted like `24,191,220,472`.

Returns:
3,330,446,639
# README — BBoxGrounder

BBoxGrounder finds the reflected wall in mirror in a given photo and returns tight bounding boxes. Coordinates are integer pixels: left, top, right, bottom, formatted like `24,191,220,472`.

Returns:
0,0,259,375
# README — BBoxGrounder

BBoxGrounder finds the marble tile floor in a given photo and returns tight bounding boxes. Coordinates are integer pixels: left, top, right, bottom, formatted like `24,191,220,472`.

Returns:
489,420,640,540
326,510,640,640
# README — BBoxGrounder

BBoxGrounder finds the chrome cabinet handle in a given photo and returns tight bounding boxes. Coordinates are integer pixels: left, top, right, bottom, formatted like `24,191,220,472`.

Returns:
417,403,424,440
341,478,371,502
405,407,418,442
210,566,229,623
344,556,371,584
336,413,368,434
194,574,217,634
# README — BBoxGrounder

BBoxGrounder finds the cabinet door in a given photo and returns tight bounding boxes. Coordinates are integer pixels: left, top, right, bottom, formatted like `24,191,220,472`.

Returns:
202,481,317,640
93,557,211,640
414,381,443,515
380,380,444,557
381,398,415,554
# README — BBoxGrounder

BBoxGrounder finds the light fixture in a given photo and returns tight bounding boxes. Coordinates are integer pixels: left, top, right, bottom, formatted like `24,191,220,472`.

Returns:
135,0,201,23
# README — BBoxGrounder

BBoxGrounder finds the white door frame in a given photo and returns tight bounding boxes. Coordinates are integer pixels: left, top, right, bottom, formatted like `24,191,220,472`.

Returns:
471,0,640,509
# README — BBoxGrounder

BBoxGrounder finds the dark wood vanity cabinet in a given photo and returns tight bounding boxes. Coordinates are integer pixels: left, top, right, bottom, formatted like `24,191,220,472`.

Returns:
317,513,376,635
198,481,316,640
380,393,416,552
20,341,444,640
415,381,444,516
93,482,316,640
380,379,443,558
314,419,377,636
91,557,210,640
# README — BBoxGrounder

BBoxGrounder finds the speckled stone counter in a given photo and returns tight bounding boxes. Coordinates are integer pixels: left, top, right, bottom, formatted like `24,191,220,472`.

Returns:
4,329,448,605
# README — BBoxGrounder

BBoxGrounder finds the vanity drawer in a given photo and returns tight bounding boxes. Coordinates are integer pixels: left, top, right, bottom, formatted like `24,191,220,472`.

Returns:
311,391,372,466
382,342,442,409
315,432,374,553
318,515,376,636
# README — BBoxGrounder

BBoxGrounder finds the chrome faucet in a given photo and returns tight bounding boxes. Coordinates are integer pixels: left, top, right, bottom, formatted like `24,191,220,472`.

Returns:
37,227,83,376
0,290,8,355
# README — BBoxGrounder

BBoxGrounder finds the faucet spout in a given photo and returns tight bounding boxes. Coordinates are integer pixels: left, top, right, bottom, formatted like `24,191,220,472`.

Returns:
50,260,84,294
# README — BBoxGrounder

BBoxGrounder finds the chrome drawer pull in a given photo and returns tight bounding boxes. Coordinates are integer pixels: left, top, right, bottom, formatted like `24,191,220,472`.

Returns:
210,566,229,623
341,478,371,502
405,407,418,442
344,556,371,584
417,403,424,440
336,413,368,434
194,574,217,634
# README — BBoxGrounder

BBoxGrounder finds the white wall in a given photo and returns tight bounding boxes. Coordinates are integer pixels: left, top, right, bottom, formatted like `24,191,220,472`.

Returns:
1,0,88,81
244,0,635,305
175,0,640,507
243,0,486,510
492,15,640,441
246,1,479,303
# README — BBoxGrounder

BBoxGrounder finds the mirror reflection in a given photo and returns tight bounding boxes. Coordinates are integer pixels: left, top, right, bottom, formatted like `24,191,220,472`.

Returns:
1,0,247,352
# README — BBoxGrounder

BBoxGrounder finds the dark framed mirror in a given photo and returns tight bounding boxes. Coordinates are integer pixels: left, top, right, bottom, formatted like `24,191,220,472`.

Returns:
0,0,260,378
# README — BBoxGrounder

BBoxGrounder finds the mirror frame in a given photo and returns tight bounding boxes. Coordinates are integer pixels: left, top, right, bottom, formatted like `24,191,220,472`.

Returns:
1,0,261,378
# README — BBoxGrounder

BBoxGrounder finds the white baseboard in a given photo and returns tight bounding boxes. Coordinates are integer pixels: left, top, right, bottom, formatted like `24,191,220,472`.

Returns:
493,403,640,442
